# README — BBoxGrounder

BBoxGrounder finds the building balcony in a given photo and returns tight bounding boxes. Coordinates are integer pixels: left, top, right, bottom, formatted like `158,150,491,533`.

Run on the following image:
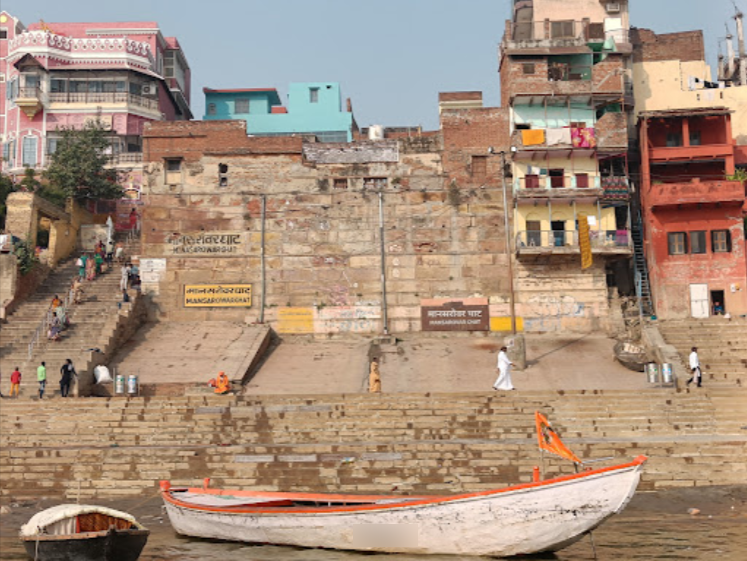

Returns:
516,229,632,256
649,144,734,162
647,179,745,208
16,86,44,118
503,20,630,53
512,127,598,153
107,153,143,167
48,92,159,111
514,177,604,200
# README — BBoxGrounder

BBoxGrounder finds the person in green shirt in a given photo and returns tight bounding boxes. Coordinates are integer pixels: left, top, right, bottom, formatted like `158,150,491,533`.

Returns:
37,361,47,400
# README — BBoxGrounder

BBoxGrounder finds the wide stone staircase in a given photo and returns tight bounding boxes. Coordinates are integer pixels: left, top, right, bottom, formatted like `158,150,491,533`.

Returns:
1,389,745,500
0,237,141,394
658,318,747,387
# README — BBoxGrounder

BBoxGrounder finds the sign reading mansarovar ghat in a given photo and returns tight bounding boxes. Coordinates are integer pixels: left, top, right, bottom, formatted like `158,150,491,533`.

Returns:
167,231,244,255
421,298,490,331
184,284,252,307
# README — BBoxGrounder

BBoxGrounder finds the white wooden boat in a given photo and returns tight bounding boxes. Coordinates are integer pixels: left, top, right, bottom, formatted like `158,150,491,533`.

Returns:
20,504,149,561
161,413,646,557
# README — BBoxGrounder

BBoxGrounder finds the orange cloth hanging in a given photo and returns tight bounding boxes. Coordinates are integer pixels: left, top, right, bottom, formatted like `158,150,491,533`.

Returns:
521,129,546,146
535,411,583,464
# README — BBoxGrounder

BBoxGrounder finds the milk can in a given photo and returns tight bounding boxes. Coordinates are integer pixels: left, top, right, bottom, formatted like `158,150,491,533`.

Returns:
114,374,125,395
126,374,139,396
646,362,659,384
661,363,674,385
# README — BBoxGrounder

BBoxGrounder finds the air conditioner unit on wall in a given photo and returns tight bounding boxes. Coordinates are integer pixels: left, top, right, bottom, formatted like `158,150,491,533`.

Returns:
606,3,621,13
142,83,156,95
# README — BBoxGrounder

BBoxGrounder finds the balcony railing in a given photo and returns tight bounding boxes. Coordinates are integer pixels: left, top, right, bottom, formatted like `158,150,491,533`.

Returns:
506,20,629,45
512,127,597,151
18,86,42,99
516,229,632,254
48,92,159,110
514,175,603,192
108,153,143,165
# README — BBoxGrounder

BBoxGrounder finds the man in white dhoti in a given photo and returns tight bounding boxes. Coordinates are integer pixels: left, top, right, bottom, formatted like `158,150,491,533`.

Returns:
493,346,515,391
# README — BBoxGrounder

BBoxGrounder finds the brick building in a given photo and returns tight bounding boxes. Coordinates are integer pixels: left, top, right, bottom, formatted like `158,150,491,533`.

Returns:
140,120,515,334
498,0,634,332
633,28,747,319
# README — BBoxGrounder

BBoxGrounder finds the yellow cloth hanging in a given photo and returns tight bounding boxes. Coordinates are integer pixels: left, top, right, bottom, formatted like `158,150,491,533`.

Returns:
522,129,546,146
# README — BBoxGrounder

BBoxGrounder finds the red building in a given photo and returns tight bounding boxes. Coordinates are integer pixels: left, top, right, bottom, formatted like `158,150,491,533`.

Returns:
639,108,747,318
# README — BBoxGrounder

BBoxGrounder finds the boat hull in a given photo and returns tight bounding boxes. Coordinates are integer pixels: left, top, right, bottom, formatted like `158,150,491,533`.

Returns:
21,529,149,561
163,457,645,557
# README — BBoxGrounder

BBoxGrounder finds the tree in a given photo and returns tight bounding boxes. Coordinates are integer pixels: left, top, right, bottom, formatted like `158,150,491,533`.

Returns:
20,167,66,208
44,120,123,201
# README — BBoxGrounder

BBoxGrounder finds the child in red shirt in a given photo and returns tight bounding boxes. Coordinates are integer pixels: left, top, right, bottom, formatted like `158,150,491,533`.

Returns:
10,368,21,398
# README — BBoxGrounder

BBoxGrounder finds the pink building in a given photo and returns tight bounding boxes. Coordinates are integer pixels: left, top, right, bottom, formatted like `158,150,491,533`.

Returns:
0,12,191,186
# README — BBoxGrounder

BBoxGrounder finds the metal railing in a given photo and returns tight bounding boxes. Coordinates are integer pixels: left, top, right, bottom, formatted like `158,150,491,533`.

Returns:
516,229,631,250
507,20,630,44
514,175,603,191
108,153,143,165
27,286,75,361
48,92,159,110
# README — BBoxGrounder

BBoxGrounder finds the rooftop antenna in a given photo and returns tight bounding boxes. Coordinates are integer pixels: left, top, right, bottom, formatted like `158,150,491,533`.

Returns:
734,0,747,84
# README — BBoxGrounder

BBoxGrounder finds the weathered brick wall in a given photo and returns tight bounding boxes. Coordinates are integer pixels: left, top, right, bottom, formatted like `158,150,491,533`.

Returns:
441,107,510,190
140,123,512,333
501,54,625,99
596,111,628,149
631,29,705,64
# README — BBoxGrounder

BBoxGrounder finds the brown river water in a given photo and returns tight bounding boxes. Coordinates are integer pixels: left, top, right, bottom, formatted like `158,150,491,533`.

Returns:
1,486,745,560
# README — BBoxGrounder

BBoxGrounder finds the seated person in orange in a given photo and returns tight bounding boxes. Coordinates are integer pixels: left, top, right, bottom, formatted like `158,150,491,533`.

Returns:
210,371,231,395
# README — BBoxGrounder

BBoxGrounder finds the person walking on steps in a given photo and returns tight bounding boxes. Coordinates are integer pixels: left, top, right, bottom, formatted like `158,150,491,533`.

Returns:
687,346,702,388
60,359,76,398
493,346,516,391
10,367,21,398
37,362,47,400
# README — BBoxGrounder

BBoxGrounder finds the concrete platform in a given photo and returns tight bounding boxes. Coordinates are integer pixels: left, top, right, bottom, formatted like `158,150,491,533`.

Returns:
242,333,649,395
106,321,271,385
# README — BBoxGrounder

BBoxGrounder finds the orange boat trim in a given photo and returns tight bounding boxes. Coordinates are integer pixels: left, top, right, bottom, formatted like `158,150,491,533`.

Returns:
162,455,647,515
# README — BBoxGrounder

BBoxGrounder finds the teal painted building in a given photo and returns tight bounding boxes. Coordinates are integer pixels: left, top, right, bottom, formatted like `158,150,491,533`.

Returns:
203,82,355,142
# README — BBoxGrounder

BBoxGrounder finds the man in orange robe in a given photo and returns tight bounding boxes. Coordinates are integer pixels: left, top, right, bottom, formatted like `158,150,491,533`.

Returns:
213,371,230,395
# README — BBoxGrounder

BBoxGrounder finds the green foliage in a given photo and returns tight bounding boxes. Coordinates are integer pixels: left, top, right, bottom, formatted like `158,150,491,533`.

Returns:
0,171,15,230
14,237,38,275
726,168,747,182
44,120,123,201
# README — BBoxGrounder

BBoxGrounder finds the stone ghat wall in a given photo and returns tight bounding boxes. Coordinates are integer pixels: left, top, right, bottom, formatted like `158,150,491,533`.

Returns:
1,390,745,500
139,146,515,332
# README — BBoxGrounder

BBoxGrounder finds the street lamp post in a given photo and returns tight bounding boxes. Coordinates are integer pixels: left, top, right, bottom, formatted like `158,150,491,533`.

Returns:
498,149,526,370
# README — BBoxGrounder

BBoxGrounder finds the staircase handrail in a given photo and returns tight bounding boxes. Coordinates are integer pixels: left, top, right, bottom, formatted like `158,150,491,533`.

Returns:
26,284,75,361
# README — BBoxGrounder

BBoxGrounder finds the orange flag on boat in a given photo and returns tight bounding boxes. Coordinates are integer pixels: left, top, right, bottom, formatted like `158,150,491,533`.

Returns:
535,411,583,465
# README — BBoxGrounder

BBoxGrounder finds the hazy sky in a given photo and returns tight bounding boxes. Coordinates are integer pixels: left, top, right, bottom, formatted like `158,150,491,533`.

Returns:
0,0,741,129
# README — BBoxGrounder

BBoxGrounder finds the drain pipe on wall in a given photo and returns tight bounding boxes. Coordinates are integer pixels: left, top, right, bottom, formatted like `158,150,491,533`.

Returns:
378,190,389,335
259,194,266,324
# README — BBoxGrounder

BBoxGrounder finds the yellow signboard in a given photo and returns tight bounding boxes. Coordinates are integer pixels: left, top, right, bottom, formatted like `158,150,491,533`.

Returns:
578,214,593,270
183,284,252,307
277,307,315,334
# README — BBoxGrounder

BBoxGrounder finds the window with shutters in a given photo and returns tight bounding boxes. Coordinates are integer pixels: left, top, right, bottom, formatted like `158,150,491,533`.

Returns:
207,103,216,116
667,232,687,255
712,230,732,253
22,136,37,167
690,231,707,254
47,138,59,157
